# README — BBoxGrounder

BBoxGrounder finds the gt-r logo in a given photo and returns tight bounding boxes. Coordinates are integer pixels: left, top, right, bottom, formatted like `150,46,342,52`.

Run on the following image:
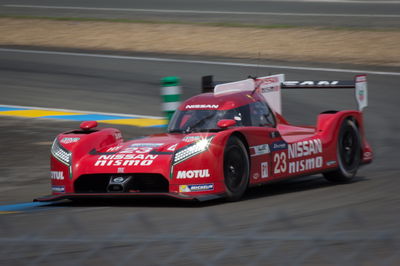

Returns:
176,169,210,179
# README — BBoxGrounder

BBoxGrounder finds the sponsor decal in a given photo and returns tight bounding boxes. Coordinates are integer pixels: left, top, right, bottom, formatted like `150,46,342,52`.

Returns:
52,185,65,193
288,156,323,174
355,75,367,111
253,173,260,180
260,86,278,93
60,137,80,144
176,169,210,179
130,143,163,148
358,90,365,101
288,139,322,159
51,171,64,180
326,160,337,166
363,151,373,160
270,141,288,151
94,154,158,167
167,144,177,151
284,81,339,86
234,116,242,121
185,104,219,109
107,146,122,152
120,147,154,154
257,76,280,93
114,132,122,140
183,136,201,142
117,167,125,173
273,138,324,175
261,162,269,178
287,139,323,174
113,177,124,183
179,183,214,192
273,152,287,174
251,144,270,157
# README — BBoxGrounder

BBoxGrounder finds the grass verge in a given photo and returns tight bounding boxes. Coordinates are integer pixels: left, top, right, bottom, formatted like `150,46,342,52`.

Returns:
0,16,399,66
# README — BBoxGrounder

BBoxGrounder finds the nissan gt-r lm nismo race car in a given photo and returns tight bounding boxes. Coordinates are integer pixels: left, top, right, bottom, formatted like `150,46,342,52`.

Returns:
35,74,373,202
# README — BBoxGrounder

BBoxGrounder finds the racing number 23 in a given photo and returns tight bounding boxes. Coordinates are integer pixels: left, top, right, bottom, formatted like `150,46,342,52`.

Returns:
273,152,287,174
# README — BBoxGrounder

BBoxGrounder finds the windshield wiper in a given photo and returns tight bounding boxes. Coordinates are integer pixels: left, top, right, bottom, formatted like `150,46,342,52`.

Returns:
184,113,215,133
168,129,185,133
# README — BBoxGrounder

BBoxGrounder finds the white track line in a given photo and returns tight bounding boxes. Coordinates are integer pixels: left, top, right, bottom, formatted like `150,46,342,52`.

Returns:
244,0,400,3
4,4,400,18
0,104,164,119
0,48,399,76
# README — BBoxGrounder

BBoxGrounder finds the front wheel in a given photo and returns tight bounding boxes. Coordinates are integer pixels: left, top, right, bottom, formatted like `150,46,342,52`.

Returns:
223,136,249,201
323,119,361,182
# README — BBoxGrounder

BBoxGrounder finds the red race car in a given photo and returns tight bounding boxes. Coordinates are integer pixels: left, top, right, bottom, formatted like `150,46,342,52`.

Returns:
36,74,373,202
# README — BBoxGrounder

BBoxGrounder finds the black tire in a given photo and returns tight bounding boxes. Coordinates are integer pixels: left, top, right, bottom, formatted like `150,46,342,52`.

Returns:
223,136,250,201
323,119,361,182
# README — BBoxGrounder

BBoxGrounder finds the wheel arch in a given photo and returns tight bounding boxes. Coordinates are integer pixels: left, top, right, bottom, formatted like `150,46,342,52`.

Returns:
229,131,251,165
323,116,362,182
223,132,251,201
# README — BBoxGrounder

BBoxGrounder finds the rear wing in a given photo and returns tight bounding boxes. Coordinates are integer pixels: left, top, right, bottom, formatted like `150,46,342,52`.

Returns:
209,74,368,114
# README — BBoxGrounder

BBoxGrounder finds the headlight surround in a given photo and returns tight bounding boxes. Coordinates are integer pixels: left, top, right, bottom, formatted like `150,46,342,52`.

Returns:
173,136,214,165
51,139,72,165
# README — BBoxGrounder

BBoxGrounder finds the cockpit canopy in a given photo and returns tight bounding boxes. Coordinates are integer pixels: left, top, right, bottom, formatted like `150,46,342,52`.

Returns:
168,100,276,133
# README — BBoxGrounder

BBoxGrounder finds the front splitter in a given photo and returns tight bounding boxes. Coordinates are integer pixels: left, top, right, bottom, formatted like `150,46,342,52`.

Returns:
34,192,223,202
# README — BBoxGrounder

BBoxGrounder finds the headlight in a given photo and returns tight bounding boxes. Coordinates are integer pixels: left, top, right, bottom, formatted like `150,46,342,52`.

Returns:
51,139,72,165
173,136,214,165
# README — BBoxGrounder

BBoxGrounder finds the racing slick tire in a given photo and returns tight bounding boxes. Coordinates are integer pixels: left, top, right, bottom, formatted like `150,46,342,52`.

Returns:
323,119,361,182
223,136,250,201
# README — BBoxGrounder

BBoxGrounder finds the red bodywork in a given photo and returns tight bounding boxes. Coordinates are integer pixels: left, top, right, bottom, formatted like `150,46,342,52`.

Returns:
37,88,373,202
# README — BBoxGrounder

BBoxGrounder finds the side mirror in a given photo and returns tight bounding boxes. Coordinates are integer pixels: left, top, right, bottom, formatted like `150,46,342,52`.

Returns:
217,119,236,129
80,121,98,130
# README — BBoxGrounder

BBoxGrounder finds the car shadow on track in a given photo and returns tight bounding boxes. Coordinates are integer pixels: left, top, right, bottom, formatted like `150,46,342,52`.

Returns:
241,174,368,202
43,175,368,209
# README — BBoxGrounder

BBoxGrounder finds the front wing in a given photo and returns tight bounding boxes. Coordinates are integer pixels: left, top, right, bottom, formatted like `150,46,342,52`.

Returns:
34,192,224,202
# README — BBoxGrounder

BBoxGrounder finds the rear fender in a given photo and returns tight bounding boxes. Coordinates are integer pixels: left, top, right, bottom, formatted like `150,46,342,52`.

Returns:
316,110,371,162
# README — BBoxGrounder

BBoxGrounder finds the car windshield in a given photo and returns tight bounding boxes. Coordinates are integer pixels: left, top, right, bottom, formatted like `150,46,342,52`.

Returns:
168,109,238,133
168,101,276,133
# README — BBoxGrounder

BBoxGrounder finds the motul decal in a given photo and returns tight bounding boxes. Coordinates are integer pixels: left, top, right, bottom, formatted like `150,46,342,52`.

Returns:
51,171,64,180
176,169,210,179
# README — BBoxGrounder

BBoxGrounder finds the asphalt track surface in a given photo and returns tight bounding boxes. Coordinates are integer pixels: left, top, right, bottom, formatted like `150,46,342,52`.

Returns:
1,0,400,28
0,48,400,264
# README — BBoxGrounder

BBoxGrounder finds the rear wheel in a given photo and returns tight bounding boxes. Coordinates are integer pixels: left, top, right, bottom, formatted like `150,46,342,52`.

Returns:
323,119,361,182
223,136,249,201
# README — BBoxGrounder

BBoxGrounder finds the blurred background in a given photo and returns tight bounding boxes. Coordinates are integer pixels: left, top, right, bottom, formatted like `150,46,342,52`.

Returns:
0,0,399,265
